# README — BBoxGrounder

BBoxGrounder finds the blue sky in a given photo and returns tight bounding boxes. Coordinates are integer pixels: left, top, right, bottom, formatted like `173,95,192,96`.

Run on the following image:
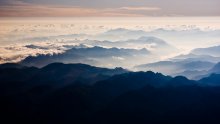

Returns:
0,0,219,16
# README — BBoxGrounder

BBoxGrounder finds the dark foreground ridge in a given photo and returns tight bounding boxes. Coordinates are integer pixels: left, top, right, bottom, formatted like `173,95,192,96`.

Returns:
1,63,220,124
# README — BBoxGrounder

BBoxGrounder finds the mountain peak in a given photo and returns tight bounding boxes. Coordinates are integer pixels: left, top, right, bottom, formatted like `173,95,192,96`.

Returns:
0,63,25,69
191,45,220,57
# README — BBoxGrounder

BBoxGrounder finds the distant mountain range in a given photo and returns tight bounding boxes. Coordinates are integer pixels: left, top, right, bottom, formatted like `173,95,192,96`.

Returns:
191,45,220,57
15,42,220,80
135,44,220,79
20,46,151,68
90,36,178,55
94,28,149,41
209,62,220,73
134,60,215,76
170,53,220,63
1,63,220,124
135,60,220,80
194,62,220,80
93,28,220,42
19,35,181,69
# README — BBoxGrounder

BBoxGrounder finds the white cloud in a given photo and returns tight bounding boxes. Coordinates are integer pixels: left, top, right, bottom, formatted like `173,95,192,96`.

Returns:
0,41,83,63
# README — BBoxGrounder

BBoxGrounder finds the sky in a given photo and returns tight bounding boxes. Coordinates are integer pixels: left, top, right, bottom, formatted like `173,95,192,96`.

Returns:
0,0,219,17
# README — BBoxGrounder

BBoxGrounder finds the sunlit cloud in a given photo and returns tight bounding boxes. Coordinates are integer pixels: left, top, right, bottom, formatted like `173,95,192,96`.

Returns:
0,41,83,63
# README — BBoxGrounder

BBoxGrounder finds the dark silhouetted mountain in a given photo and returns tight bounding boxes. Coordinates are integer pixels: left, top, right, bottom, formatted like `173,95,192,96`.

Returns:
2,63,220,124
93,71,172,97
29,63,128,87
0,66,39,96
0,62,128,102
96,85,220,124
199,74,220,86
167,76,197,86
0,63,26,69
0,66,39,83
0,63,128,88
20,46,150,68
